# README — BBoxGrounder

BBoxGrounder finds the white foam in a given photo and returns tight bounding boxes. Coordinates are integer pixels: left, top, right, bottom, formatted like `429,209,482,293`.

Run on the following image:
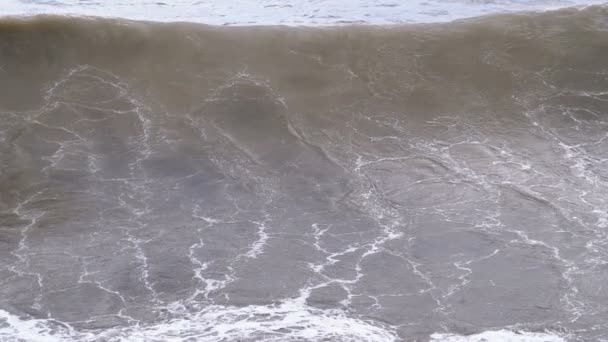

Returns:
1,0,607,25
0,299,399,342
2,308,570,342
0,310,83,342
431,329,565,342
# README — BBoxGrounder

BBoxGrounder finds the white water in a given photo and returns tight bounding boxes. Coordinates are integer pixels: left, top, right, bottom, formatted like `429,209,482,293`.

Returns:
0,307,568,342
1,302,400,342
1,0,607,25
431,330,566,342
1,308,568,342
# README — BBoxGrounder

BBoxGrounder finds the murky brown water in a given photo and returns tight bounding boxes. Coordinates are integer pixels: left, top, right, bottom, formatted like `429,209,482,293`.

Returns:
1,8,608,341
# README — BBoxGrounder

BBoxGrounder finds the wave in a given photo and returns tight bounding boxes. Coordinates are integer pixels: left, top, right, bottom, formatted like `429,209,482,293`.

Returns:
1,6,607,342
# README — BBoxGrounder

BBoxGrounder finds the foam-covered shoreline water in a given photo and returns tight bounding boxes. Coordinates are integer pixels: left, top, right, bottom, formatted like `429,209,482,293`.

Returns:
2,0,608,25
1,6,608,342
0,308,567,342
431,330,566,342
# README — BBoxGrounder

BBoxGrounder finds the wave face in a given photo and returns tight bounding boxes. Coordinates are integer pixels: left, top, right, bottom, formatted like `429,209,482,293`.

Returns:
1,7,608,341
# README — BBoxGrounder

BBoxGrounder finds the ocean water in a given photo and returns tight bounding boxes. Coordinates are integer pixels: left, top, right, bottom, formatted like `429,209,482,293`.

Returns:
1,0,607,24
1,2,608,342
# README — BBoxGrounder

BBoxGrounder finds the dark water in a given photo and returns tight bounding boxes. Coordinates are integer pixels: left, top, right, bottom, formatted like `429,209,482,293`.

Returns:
0,7,607,341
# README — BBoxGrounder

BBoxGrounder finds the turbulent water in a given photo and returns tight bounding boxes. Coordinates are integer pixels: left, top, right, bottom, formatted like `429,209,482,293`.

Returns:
1,6,608,342
3,0,608,25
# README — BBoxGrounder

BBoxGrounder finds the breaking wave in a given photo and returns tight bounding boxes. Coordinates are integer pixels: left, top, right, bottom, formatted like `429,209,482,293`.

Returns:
1,6,607,341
